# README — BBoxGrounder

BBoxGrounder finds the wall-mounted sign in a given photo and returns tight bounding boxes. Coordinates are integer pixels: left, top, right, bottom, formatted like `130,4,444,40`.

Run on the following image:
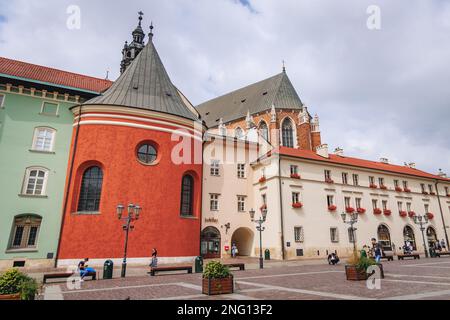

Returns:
224,246,230,251
204,218,219,223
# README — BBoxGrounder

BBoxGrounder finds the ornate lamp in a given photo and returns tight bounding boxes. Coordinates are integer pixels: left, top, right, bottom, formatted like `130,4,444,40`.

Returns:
117,204,125,220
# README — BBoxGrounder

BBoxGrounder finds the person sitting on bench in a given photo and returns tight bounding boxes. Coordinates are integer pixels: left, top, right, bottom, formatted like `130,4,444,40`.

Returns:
327,253,340,265
78,258,96,281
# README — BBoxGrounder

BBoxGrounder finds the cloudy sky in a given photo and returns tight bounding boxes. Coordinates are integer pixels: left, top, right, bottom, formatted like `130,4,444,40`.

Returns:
1,0,449,174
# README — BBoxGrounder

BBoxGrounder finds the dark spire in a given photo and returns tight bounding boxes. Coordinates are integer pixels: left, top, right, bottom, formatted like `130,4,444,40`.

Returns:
120,12,147,74
149,22,154,41
282,60,286,73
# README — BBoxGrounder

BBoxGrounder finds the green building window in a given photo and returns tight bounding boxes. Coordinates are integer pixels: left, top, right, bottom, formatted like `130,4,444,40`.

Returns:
0,94,5,108
9,215,42,250
78,166,103,212
40,102,59,116
22,167,49,196
32,127,56,152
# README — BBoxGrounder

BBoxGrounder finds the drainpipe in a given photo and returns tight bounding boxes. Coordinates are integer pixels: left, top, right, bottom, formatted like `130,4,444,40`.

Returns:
54,105,83,268
435,180,449,247
278,154,286,260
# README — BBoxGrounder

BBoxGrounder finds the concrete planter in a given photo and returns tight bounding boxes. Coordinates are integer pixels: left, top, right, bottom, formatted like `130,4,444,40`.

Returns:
345,264,384,281
202,276,234,295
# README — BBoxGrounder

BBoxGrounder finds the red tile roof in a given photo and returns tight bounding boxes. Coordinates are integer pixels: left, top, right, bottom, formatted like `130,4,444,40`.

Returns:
0,57,112,93
278,147,450,182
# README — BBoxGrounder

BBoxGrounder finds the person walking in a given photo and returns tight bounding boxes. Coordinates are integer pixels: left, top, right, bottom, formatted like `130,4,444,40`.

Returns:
441,239,447,252
149,248,158,268
371,238,382,263
231,243,238,258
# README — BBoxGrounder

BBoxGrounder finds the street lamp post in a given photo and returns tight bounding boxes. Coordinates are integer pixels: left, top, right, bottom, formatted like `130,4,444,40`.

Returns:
117,203,142,278
341,212,359,253
249,208,267,269
413,214,430,258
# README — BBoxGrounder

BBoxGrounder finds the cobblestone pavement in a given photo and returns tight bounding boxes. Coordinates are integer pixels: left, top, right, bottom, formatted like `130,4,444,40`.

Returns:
39,257,450,300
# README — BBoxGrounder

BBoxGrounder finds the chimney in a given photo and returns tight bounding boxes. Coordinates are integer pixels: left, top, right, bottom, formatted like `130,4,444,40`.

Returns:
380,158,389,164
408,162,416,169
438,169,447,178
334,147,344,157
316,144,329,158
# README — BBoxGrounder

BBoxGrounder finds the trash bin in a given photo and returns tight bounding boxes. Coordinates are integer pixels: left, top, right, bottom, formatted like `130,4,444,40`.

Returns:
265,249,271,260
194,256,203,273
103,260,114,279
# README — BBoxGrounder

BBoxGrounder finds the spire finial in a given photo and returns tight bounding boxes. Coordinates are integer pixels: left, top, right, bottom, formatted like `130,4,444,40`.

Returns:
149,22,154,40
282,60,286,73
138,11,144,26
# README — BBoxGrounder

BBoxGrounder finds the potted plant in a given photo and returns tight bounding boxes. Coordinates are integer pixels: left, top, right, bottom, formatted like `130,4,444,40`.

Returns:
395,186,403,192
422,191,429,195
426,212,434,220
346,207,355,214
369,184,378,189
399,211,408,218
380,185,388,190
408,211,416,218
290,173,301,179
259,176,266,183
325,178,334,184
373,208,382,215
292,202,303,209
202,261,233,296
357,208,366,214
345,251,384,281
383,209,392,216
404,188,411,193
0,269,38,300
430,192,436,196
328,205,337,212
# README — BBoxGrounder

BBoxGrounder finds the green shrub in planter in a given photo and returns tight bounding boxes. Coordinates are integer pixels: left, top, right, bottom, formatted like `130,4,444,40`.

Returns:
0,269,38,300
202,261,230,279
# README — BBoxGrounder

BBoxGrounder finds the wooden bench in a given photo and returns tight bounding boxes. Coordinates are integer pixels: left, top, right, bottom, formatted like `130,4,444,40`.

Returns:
224,263,245,271
398,254,420,260
435,252,450,258
43,271,97,284
380,255,394,262
149,265,192,276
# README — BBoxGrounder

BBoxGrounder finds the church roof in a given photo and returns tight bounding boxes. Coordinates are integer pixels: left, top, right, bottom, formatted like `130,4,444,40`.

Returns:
196,72,304,128
85,38,200,122
0,57,112,94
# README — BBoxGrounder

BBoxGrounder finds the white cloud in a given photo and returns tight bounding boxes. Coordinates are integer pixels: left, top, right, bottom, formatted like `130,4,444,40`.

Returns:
0,0,449,174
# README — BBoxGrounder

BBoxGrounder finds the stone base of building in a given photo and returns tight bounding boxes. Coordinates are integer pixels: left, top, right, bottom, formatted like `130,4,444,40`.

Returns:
0,258,55,271
56,256,197,268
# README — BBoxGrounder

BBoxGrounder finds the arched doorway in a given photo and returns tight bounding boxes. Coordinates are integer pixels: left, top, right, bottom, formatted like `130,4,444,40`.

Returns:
427,226,438,248
403,225,416,250
231,227,254,256
377,224,392,252
201,227,221,259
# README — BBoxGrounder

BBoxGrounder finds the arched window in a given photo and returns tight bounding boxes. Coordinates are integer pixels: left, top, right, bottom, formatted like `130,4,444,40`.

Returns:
22,167,49,196
180,175,194,216
259,121,269,142
377,224,392,252
403,225,416,250
32,127,56,152
9,215,42,249
78,166,103,212
427,226,438,248
281,118,294,148
235,127,244,139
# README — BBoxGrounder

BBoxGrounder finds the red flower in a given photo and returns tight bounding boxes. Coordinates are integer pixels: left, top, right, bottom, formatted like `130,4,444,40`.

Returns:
404,188,411,193
408,211,416,218
430,192,436,196
292,202,303,209
395,187,403,192
346,207,355,214
290,173,301,179
259,176,266,183
369,184,378,189
427,212,434,220
357,208,366,214
325,178,334,184
373,208,382,215
380,185,388,190
422,191,429,195
383,209,392,216
328,205,337,212
399,211,408,218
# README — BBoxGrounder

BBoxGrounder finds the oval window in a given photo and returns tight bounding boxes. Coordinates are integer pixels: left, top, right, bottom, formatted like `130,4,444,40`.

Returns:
137,144,157,164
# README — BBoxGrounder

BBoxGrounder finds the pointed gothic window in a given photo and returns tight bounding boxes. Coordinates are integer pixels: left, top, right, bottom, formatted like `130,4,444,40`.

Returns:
180,175,194,217
78,166,103,212
259,121,269,142
235,127,244,139
281,118,294,148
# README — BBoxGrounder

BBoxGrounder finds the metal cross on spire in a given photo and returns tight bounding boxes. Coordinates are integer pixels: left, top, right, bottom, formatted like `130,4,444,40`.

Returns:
282,60,286,73
138,11,144,25
149,21,154,40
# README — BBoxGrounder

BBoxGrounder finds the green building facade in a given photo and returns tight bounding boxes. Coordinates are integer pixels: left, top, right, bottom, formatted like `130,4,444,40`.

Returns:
0,63,109,269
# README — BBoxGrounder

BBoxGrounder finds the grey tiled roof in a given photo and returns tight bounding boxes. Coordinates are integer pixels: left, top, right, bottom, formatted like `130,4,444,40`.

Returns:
84,40,199,122
195,72,303,128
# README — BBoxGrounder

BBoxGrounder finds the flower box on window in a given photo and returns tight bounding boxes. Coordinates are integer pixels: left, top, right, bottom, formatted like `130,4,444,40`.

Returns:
369,184,378,189
328,205,337,212
426,212,434,220
290,173,301,179
325,178,334,184
373,208,382,215
395,187,403,192
259,176,266,183
404,188,411,193
380,185,388,190
346,207,355,214
408,211,416,218
383,209,392,216
399,211,408,218
422,191,429,195
430,192,436,196
292,202,303,209
357,208,366,214
447,194,450,198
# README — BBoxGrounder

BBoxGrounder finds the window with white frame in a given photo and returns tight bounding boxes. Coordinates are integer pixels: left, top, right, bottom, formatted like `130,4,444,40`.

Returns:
421,184,426,193
352,174,359,186
406,202,412,212
22,167,49,196
210,160,220,176
324,170,331,181
403,181,408,189
394,180,399,188
9,215,42,250
292,192,300,204
31,127,56,152
445,187,449,195
237,196,246,212
348,227,356,243
294,226,304,243
40,101,59,116
428,185,434,194
290,165,298,176
398,201,403,211
424,203,429,213
372,199,378,209
210,194,219,211
344,197,351,208
379,177,385,187
327,195,334,207
235,127,244,139
342,172,348,185
382,200,388,210
0,94,5,108
237,163,245,179
330,227,339,243
355,198,362,209
369,176,375,185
